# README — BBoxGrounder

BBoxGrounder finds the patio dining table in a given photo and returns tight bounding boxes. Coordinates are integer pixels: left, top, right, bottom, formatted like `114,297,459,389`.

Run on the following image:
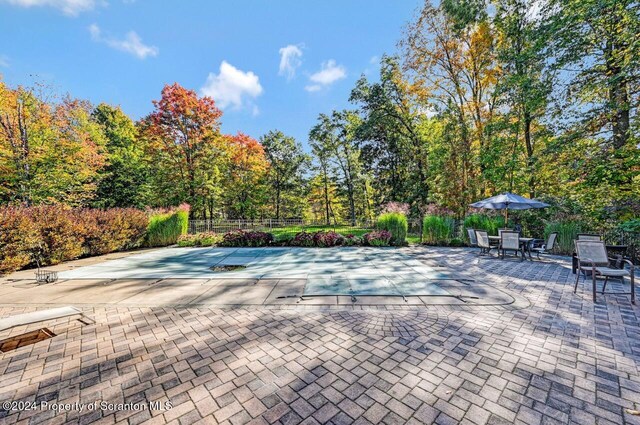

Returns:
488,236,535,260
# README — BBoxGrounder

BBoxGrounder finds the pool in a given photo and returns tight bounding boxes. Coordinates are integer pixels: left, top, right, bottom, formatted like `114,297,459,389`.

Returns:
58,247,470,298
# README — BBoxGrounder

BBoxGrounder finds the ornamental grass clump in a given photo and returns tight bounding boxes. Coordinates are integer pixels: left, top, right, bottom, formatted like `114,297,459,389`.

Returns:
376,213,408,246
422,215,455,245
463,214,504,236
145,204,190,247
544,221,583,255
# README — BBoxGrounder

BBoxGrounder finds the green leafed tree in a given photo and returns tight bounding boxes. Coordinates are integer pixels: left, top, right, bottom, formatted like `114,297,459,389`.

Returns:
0,82,106,206
92,103,150,208
493,0,552,198
309,111,365,225
350,55,430,216
260,130,309,219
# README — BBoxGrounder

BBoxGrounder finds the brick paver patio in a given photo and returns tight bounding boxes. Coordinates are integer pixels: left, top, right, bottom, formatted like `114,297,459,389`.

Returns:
1,247,639,424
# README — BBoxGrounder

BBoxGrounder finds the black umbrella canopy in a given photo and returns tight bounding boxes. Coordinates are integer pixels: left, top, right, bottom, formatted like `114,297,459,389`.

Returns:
470,192,550,225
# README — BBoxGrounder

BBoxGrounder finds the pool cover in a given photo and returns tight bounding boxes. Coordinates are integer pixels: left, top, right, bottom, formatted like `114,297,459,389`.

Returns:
58,247,467,297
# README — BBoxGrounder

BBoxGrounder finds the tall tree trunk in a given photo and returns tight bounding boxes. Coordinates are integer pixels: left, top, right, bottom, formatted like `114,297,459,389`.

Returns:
605,26,630,150
347,182,356,226
323,167,330,225
523,112,535,198
610,81,630,149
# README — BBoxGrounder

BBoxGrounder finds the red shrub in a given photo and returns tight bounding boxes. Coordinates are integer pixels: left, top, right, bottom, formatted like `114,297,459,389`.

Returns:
0,206,39,273
0,205,150,274
76,208,148,255
27,205,84,265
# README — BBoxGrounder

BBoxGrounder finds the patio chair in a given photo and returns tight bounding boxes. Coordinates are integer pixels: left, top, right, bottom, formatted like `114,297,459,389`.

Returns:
530,232,557,259
574,240,635,304
498,228,514,238
500,231,523,260
577,233,601,241
467,228,478,247
475,230,493,255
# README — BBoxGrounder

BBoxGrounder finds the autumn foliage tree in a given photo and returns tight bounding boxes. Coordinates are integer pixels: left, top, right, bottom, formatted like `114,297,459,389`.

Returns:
140,83,224,217
0,81,106,206
223,132,269,219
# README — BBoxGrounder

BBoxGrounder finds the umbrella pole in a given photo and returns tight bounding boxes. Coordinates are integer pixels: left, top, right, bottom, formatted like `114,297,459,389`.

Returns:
505,208,508,226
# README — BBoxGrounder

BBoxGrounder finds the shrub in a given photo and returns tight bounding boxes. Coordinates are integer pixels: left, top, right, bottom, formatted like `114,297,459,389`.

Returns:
77,208,147,255
544,221,583,255
289,231,315,247
177,232,222,247
219,229,274,247
28,205,84,265
145,205,189,247
449,238,465,247
377,213,408,246
363,230,392,247
422,215,455,245
0,206,40,274
0,205,149,274
313,231,344,247
342,234,362,246
619,219,640,233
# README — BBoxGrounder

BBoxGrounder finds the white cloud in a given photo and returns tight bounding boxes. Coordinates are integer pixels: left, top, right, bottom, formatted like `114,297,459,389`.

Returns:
278,44,303,80
304,84,322,92
89,24,158,59
201,61,263,110
2,0,102,16
0,55,9,67
305,59,346,92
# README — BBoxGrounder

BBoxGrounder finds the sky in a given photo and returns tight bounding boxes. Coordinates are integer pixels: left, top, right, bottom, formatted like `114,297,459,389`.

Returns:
0,0,422,148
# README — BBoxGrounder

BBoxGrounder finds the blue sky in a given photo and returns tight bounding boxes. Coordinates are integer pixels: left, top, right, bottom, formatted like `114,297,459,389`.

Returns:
0,0,421,147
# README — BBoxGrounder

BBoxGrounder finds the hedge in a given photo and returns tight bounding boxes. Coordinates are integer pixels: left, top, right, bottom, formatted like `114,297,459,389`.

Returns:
0,205,148,274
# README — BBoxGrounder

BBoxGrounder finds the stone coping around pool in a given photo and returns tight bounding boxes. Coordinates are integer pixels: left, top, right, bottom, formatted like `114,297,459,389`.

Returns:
0,277,527,308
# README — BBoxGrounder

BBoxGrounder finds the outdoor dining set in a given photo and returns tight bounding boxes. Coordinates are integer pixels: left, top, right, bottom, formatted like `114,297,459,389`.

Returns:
468,193,635,304
467,229,635,304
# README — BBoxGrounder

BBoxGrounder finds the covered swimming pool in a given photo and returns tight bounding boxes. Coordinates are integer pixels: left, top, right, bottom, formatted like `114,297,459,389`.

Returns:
58,247,474,299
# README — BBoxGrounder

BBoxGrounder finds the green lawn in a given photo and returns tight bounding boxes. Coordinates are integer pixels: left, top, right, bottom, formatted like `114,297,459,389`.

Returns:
268,225,422,244
270,225,371,242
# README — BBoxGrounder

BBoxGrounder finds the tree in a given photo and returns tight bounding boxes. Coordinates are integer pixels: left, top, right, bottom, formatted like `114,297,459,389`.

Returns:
494,0,552,198
92,103,150,208
309,137,334,225
0,82,106,206
223,132,269,219
401,0,500,209
545,0,639,150
140,83,224,217
350,56,430,215
260,130,309,219
309,111,364,225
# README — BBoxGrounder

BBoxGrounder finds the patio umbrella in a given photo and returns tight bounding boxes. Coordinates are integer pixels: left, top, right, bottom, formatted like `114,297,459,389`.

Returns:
469,192,550,226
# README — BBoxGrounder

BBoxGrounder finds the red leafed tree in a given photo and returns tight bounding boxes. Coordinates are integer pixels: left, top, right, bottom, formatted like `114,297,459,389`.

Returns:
141,83,224,216
224,132,269,218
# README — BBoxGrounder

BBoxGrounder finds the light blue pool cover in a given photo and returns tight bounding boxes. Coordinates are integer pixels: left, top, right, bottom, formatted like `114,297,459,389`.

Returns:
58,247,464,297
